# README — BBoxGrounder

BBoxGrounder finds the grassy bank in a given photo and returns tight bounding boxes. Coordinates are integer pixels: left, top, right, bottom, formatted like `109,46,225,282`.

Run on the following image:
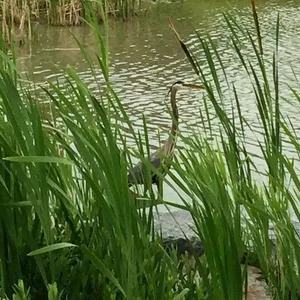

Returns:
1,1,300,299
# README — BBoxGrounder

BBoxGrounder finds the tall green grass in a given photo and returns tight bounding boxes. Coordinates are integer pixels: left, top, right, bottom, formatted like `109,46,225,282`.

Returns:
0,35,184,300
168,1,300,299
1,0,300,299
0,4,194,300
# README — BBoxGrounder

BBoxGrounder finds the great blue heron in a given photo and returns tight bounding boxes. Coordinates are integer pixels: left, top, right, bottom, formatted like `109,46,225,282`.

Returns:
127,80,204,197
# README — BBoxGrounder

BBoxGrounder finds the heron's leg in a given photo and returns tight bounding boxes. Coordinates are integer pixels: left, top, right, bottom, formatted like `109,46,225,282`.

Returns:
143,178,152,197
156,178,163,201
142,168,152,197
143,183,148,196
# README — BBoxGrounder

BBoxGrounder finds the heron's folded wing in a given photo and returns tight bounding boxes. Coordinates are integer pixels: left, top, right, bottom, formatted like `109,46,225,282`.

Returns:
127,152,162,185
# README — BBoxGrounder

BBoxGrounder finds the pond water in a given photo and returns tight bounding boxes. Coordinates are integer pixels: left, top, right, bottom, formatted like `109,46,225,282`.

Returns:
16,0,300,211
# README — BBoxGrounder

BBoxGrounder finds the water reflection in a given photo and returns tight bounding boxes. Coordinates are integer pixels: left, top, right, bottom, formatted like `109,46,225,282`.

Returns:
15,0,300,210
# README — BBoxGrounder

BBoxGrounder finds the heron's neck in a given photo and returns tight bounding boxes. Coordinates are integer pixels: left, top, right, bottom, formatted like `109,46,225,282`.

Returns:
170,88,179,138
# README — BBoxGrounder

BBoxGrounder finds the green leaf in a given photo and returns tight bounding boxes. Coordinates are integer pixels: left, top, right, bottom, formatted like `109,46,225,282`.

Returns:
172,288,189,300
0,201,33,208
3,156,74,165
81,245,127,298
27,243,77,256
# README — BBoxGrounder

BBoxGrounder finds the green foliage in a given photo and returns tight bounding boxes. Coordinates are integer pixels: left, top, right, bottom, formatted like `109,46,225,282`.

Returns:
167,1,300,299
1,1,300,299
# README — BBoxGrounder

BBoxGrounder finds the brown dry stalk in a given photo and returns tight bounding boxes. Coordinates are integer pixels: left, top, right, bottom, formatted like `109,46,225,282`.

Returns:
168,17,199,76
250,0,263,55
2,0,10,43
168,16,182,42
1,0,141,43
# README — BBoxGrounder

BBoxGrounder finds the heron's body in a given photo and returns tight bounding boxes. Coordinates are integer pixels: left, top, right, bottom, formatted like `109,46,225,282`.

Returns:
127,81,204,193
127,135,177,186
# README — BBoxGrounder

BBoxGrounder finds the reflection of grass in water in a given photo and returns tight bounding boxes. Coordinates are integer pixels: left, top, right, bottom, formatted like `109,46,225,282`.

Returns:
1,1,300,299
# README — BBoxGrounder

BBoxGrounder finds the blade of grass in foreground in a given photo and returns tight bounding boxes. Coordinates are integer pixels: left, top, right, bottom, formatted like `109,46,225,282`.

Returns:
27,243,78,256
3,156,74,165
167,0,300,298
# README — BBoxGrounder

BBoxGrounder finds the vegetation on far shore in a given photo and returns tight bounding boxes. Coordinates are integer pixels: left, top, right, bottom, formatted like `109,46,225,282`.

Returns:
1,0,142,45
1,0,300,299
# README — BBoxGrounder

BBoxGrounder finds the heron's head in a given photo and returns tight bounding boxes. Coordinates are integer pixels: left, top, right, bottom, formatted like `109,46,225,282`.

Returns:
168,80,205,95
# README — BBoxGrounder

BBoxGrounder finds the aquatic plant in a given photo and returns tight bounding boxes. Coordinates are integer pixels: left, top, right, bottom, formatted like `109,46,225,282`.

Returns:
168,0,300,298
0,0,300,299
0,0,142,45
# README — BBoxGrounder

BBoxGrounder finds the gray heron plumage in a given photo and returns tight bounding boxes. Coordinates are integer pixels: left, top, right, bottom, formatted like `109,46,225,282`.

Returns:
127,80,204,195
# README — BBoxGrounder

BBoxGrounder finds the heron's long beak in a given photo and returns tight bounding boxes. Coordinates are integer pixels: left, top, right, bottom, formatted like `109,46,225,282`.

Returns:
182,83,205,89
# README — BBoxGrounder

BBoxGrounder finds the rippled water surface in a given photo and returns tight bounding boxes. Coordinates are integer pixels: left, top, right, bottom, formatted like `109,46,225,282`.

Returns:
16,0,300,209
